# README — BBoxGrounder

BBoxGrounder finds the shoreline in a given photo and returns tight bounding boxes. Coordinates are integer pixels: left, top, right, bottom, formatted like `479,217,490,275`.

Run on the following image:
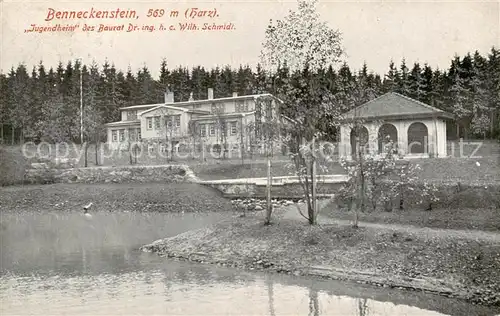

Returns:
141,212,500,308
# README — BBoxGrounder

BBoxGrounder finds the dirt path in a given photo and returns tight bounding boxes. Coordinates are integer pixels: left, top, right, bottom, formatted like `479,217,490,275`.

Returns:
277,199,500,243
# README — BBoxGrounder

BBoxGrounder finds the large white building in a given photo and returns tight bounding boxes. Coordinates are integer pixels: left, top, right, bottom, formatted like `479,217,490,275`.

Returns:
104,88,281,153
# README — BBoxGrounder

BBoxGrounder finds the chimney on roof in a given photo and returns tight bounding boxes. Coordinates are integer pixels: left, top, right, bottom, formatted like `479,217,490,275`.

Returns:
188,92,194,102
164,88,174,104
207,88,214,100
232,92,238,98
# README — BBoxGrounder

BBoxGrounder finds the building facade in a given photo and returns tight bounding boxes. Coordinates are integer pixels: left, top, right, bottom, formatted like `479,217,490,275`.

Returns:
338,92,455,160
104,88,281,153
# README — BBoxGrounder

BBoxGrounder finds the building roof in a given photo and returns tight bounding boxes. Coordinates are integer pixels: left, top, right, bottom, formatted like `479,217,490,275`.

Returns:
120,103,163,111
138,104,209,116
343,92,455,121
119,93,279,111
104,120,140,127
190,111,256,121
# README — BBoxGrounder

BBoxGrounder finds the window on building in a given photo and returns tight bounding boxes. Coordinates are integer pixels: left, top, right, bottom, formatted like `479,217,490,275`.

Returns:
174,115,181,127
112,130,118,142
136,128,141,140
147,117,153,130
119,129,125,142
165,116,172,128
235,101,245,113
200,124,206,137
154,116,161,129
229,121,237,135
265,100,273,120
129,128,136,141
209,124,215,136
128,111,137,120
211,103,224,114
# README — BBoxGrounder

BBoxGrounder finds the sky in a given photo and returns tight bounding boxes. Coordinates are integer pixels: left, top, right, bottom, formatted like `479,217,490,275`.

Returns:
1,0,499,78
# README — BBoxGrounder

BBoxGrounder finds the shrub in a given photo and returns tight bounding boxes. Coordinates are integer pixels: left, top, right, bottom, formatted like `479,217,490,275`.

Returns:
0,146,30,186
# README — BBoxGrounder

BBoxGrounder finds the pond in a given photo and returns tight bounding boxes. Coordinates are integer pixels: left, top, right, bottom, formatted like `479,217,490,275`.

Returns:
1,210,498,315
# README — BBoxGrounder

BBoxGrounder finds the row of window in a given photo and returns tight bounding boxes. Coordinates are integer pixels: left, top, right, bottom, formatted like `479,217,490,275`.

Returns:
126,111,138,121
111,128,141,142
199,121,238,137
146,115,181,130
235,100,250,113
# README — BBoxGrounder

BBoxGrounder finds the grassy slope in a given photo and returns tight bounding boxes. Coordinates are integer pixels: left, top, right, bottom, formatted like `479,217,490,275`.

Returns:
0,182,235,213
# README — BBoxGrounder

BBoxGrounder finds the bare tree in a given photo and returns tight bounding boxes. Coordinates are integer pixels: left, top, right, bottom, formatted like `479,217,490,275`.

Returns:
254,96,284,225
260,0,344,225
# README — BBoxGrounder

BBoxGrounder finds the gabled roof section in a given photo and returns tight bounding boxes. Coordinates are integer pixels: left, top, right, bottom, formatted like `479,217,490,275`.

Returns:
120,103,163,111
343,92,454,121
119,93,281,111
104,120,140,127
138,104,207,116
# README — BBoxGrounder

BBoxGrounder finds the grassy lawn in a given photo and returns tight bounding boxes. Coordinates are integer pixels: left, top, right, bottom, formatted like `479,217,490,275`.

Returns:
2,140,499,182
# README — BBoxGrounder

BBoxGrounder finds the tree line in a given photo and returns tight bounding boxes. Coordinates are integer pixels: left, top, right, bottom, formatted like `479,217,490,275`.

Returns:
0,47,499,145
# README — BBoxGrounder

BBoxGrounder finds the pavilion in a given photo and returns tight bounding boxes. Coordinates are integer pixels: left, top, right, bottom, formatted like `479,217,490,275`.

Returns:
338,92,455,160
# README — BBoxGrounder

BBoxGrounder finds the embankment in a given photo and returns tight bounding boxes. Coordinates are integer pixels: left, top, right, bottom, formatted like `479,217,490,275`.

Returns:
142,211,500,308
23,164,198,185
0,182,233,213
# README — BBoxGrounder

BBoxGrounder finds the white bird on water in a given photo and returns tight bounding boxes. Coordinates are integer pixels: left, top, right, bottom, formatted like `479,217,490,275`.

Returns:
83,202,93,219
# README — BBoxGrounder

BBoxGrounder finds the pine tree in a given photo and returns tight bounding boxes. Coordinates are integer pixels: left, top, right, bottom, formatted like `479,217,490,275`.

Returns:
190,66,209,100
470,51,490,137
219,65,235,97
449,56,472,138
353,62,376,105
336,62,356,111
38,65,72,142
254,63,267,94
157,58,171,102
124,66,139,105
101,61,123,123
26,66,42,140
421,64,434,106
382,60,399,93
209,67,223,99
430,68,446,110
325,65,337,94
61,60,80,141
82,61,105,166
0,71,8,143
396,58,411,96
408,62,426,101
170,66,190,102
235,64,255,95
136,65,157,104
486,47,500,137
8,64,31,144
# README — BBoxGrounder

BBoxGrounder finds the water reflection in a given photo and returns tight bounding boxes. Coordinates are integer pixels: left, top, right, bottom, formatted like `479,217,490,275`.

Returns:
1,210,499,316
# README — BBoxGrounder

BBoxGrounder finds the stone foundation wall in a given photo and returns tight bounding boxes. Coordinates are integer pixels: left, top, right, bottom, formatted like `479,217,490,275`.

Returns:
24,165,198,185
206,181,346,198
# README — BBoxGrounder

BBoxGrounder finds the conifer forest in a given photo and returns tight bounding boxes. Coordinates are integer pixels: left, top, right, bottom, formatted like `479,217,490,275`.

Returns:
0,47,499,144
